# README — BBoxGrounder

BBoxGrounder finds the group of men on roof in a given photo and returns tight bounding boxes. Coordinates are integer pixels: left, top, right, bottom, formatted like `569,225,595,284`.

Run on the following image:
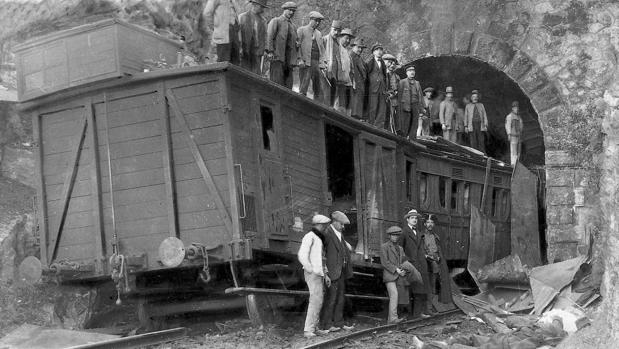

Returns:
297,209,451,338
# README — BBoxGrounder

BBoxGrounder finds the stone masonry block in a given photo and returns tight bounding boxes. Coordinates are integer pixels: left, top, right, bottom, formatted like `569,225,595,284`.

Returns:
518,65,548,94
546,224,579,243
574,169,592,187
472,34,516,70
530,84,563,113
547,205,575,225
547,187,575,205
432,25,453,56
538,106,562,132
453,31,474,55
505,50,534,81
545,150,574,167
546,168,574,187
410,30,432,59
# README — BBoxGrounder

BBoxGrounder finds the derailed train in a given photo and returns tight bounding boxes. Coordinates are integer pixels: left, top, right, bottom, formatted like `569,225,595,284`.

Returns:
20,61,515,325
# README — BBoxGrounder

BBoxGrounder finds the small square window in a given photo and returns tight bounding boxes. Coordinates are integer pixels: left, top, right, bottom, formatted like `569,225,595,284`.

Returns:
260,106,274,151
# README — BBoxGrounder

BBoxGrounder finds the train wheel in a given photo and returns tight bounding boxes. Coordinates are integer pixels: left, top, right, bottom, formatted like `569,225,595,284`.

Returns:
245,294,279,326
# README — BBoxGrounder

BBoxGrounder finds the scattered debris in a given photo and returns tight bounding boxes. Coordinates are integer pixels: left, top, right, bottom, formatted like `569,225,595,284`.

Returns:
530,256,587,315
477,254,530,286
0,324,119,349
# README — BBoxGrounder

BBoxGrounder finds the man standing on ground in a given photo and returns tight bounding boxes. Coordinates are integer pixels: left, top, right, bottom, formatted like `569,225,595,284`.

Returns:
464,90,488,153
297,11,325,99
298,214,332,338
321,211,354,332
202,0,242,64
381,226,408,324
421,214,451,307
383,53,399,133
505,101,523,165
398,66,423,139
238,0,268,74
266,2,298,88
400,209,432,318
366,43,388,128
349,38,367,121
439,86,457,142
322,20,342,106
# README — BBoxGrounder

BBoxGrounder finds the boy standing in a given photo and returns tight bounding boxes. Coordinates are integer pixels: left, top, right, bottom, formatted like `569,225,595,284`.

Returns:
381,226,408,323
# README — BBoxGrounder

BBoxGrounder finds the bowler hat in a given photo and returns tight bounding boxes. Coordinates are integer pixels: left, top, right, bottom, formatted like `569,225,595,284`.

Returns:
281,1,297,9
512,101,519,108
331,20,343,29
308,11,324,20
423,87,434,93
406,66,415,72
370,43,384,52
386,226,402,235
351,38,367,48
331,211,350,224
404,209,420,218
311,214,331,224
445,86,454,93
339,28,355,38
250,0,268,7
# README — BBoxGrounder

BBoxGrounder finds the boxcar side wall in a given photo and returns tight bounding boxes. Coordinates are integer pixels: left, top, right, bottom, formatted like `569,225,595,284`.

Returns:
34,71,241,276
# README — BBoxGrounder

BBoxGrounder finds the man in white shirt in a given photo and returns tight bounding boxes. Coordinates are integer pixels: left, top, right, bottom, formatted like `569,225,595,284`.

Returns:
298,214,331,338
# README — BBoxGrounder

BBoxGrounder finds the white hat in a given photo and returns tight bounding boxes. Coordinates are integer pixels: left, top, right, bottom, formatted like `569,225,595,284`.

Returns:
312,214,331,224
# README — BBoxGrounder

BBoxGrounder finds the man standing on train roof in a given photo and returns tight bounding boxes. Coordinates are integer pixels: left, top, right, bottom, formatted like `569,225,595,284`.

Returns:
423,87,442,136
421,214,452,307
266,1,298,88
350,38,368,121
398,66,424,140
464,89,489,153
202,0,242,64
383,53,399,133
335,28,355,114
505,101,524,166
400,209,432,318
297,11,326,99
298,214,332,338
439,86,457,142
322,20,343,107
366,43,388,128
321,211,355,332
238,0,268,74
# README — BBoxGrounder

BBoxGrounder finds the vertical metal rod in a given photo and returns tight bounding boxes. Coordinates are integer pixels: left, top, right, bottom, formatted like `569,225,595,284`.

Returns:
103,92,118,254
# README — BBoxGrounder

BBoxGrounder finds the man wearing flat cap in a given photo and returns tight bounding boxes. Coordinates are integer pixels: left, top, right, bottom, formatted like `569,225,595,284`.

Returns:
505,101,523,165
297,11,325,99
202,0,242,64
423,87,442,136
383,54,399,133
366,43,388,128
381,226,408,323
239,0,268,74
322,20,343,107
464,90,488,153
400,209,432,318
439,86,457,142
266,1,298,88
334,29,355,114
349,38,367,120
321,211,354,332
398,66,424,139
298,214,331,338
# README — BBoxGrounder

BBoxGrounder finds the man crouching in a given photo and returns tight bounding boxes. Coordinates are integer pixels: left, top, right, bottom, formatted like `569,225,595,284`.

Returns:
298,214,332,338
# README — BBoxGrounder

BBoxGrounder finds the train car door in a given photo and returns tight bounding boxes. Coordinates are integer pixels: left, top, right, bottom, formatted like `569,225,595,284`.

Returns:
355,133,398,258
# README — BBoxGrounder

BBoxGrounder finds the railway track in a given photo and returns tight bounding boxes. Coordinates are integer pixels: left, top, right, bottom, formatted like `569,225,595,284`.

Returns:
301,309,462,349
66,327,188,349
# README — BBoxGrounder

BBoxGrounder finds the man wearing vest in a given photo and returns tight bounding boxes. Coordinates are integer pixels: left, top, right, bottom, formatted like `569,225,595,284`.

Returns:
297,11,325,99
238,0,268,74
398,66,424,139
266,2,298,88
321,211,354,332
464,90,489,153
505,101,524,165
298,214,332,338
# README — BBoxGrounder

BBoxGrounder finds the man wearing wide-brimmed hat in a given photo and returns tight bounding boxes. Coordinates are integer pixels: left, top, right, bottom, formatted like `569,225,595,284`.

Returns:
365,43,388,128
239,0,268,74
400,209,432,318
464,89,488,153
349,38,367,120
266,1,298,88
297,11,325,99
439,86,457,142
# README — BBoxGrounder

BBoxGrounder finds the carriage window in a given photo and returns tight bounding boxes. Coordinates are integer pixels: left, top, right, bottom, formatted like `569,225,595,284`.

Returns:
463,183,470,212
406,161,414,202
439,177,447,208
260,106,274,151
419,173,428,204
451,181,459,211
501,190,509,217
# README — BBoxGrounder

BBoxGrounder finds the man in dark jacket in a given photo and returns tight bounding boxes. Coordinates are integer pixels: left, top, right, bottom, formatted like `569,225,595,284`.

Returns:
365,43,388,128
266,1,298,88
321,211,354,332
238,0,268,74
399,209,431,318
398,66,424,139
297,11,325,99
349,38,367,120
321,20,342,107
422,214,452,307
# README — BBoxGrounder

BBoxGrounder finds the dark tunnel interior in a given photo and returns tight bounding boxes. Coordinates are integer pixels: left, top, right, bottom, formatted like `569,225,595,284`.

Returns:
396,56,546,168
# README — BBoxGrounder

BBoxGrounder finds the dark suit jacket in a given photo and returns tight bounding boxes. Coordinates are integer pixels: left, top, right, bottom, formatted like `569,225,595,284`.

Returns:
365,57,387,94
323,225,353,281
400,225,430,294
266,15,297,64
398,78,424,112
239,11,267,57
380,241,408,282
350,51,367,117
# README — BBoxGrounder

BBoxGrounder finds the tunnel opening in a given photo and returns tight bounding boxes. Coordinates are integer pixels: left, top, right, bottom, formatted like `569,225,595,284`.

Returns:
397,55,548,259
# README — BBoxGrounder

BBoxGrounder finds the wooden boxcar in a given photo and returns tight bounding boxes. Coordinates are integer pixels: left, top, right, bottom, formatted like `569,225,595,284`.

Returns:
22,63,512,322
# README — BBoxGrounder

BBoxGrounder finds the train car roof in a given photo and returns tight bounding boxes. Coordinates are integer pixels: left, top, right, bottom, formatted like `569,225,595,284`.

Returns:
20,62,511,173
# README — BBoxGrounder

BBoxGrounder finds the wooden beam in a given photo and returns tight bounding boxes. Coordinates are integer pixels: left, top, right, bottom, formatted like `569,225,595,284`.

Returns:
49,114,88,262
480,157,492,214
158,85,178,238
166,89,233,233
86,99,106,270
33,113,49,265
224,287,389,301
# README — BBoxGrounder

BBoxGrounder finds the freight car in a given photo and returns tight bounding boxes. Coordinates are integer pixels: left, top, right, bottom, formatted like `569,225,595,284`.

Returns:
19,61,513,326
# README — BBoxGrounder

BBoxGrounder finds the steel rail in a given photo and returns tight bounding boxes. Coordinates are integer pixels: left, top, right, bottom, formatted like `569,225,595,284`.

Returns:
301,309,462,349
65,327,188,349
